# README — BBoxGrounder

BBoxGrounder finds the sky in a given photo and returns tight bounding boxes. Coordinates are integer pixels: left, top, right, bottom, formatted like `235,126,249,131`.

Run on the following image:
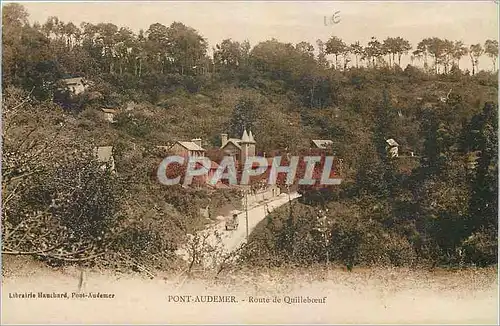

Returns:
6,1,500,70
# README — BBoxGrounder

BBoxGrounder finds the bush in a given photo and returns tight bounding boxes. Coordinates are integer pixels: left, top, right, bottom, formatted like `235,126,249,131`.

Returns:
460,228,498,267
242,200,419,268
3,152,123,265
114,112,153,138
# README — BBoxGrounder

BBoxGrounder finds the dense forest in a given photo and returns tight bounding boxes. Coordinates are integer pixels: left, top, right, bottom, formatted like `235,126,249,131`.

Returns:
1,3,498,272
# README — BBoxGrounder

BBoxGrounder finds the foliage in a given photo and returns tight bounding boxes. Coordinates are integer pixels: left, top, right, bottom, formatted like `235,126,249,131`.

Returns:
2,3,498,272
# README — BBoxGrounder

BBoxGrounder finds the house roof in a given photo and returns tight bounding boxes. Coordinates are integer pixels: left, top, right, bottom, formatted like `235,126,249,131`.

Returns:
61,77,84,85
101,108,119,114
176,141,205,151
241,130,250,142
311,139,333,149
248,130,255,143
221,129,256,148
386,139,399,147
241,129,256,144
94,146,113,163
221,139,242,150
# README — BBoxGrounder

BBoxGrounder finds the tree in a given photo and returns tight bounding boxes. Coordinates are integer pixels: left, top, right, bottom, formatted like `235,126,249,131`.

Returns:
229,96,259,138
384,37,412,68
414,38,431,69
395,37,412,67
325,36,347,69
350,41,364,68
2,4,30,83
463,102,498,235
484,39,498,71
316,39,329,68
469,43,484,75
132,29,148,77
383,37,397,68
2,86,123,263
166,22,208,75
452,41,468,70
425,37,446,74
366,37,384,68
95,23,119,73
295,41,315,58
146,22,170,73
439,39,455,74
2,3,29,27
214,39,243,69
114,27,135,75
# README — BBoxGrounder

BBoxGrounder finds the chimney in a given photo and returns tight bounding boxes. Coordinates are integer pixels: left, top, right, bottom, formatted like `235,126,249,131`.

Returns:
220,133,228,146
191,138,202,148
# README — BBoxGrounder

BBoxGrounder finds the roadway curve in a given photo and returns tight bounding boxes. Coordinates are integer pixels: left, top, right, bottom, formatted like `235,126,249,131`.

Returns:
176,192,301,263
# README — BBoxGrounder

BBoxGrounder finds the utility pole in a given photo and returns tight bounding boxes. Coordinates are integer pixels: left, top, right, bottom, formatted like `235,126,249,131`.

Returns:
325,229,330,264
245,190,249,241
287,184,292,217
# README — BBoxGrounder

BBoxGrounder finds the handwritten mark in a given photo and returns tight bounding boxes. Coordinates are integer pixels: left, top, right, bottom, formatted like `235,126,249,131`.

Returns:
324,11,341,26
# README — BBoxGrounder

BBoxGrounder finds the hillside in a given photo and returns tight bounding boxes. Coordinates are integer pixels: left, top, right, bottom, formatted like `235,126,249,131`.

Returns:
1,3,498,274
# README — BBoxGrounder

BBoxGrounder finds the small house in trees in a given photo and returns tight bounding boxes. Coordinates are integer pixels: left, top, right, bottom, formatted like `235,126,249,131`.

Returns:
386,138,399,158
101,108,119,123
311,139,333,150
59,77,89,95
94,146,116,173
125,101,136,112
168,139,206,158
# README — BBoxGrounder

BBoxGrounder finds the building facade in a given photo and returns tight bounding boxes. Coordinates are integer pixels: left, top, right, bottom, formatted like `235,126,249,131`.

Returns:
220,129,256,168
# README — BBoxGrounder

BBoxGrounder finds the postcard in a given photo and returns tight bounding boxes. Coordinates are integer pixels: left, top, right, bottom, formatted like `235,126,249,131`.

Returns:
1,1,498,324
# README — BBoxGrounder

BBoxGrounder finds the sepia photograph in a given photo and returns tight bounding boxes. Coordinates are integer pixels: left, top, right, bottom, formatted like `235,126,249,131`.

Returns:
1,0,499,324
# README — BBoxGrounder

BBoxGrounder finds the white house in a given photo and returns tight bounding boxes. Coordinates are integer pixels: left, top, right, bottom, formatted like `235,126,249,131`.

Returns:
101,108,119,123
59,77,89,95
386,138,399,158
94,146,116,173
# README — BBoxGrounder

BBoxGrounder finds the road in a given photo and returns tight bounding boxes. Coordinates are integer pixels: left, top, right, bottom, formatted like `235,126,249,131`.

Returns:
176,192,301,264
216,192,301,253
